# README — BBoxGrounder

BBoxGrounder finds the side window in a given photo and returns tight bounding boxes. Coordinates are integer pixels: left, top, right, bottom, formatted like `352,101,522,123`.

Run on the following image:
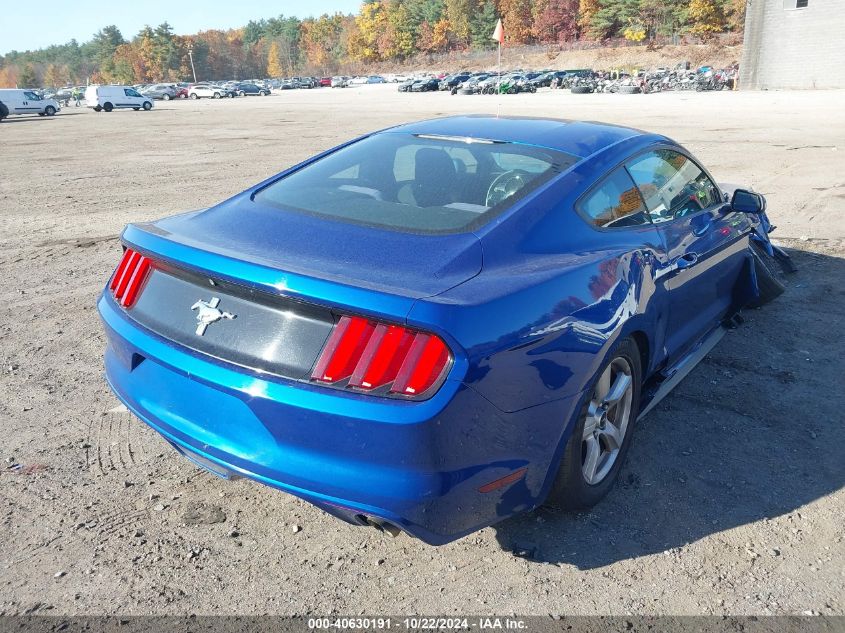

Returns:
125,88,141,98
626,149,721,223
24,91,41,100
579,168,650,229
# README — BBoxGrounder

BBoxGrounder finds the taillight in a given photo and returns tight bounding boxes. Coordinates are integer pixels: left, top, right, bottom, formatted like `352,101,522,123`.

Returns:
109,248,153,308
311,315,452,399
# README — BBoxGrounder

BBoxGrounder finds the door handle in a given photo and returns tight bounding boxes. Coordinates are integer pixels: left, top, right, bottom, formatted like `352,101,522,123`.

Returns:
655,252,699,281
675,252,699,270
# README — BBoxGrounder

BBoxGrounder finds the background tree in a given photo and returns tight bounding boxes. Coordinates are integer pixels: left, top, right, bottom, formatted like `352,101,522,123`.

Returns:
577,0,602,38
91,25,125,80
500,0,536,44
445,0,474,47
469,1,498,49
267,41,284,77
18,64,37,87
688,0,724,36
533,0,580,42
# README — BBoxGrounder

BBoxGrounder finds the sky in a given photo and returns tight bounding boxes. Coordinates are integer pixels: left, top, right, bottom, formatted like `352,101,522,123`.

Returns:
1,0,362,55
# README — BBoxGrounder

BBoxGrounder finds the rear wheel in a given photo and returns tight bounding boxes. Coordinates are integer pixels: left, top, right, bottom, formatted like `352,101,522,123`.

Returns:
213,92,221,99
547,338,641,510
163,94,171,101
190,93,199,100
94,105,102,112
747,240,786,307
103,102,113,112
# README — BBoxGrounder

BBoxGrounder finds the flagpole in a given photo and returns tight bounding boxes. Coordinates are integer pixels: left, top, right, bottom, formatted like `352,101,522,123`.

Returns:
497,39,501,118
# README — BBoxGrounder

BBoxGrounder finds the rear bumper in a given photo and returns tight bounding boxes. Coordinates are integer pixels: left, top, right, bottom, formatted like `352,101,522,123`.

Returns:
98,293,584,544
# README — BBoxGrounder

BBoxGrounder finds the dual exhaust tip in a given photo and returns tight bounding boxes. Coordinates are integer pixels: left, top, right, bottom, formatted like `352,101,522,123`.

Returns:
356,514,401,538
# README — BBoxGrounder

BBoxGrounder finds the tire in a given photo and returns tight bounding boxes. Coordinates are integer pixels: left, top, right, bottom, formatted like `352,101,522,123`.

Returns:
239,91,245,97
142,101,152,111
133,107,140,111
163,94,171,101
260,91,267,96
458,88,474,95
94,106,102,112
44,106,56,116
103,102,113,112
747,240,786,308
190,93,199,100
213,92,221,99
547,337,642,510
570,86,592,94
618,85,641,94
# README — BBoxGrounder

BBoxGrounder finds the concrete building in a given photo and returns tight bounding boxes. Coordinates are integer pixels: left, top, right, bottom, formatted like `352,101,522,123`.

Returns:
740,0,845,89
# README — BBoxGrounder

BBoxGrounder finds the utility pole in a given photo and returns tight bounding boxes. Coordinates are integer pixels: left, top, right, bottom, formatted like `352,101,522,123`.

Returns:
188,46,197,83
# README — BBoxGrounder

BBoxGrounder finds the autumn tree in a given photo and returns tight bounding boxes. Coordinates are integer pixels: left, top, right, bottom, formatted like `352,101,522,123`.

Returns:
445,0,473,46
0,66,19,88
301,14,347,72
500,0,535,44
532,0,579,42
45,64,71,87
688,0,724,36
577,0,602,38
267,41,284,76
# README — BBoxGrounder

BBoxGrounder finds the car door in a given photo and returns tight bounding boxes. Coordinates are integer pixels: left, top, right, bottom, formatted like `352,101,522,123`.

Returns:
625,148,751,363
19,91,42,113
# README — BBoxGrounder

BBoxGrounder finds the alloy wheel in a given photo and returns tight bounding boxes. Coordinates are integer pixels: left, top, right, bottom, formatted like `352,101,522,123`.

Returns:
581,357,634,485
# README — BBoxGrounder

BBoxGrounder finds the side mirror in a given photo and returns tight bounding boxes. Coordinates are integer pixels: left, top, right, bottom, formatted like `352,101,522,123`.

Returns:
731,189,765,214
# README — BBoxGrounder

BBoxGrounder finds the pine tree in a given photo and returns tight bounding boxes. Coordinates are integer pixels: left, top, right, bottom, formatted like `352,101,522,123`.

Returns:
469,1,498,49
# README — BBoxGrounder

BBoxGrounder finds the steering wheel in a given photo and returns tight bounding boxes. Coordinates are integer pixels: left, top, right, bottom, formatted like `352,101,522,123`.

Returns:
486,170,531,207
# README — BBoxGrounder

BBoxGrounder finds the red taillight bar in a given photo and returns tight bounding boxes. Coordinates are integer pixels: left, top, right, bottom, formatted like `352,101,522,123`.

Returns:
109,248,153,308
312,315,452,399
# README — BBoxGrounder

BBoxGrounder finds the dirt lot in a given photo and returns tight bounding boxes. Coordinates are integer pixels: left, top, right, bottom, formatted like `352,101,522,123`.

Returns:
0,85,843,616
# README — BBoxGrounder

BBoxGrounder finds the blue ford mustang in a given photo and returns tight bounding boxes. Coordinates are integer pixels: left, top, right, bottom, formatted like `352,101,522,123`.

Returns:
99,115,791,545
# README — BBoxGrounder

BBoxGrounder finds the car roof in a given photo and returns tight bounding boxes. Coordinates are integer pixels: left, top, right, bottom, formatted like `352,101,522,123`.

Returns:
381,115,664,158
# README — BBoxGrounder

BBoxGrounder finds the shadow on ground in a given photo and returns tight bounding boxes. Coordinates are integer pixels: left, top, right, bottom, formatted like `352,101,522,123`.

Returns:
494,246,845,568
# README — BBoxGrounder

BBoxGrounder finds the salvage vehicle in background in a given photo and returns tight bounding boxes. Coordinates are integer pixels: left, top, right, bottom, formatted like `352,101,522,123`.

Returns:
99,115,792,545
143,84,179,100
85,85,152,112
0,89,61,117
235,82,270,97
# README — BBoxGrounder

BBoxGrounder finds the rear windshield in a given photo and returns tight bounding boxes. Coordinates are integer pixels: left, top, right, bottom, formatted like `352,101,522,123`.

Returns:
253,133,578,233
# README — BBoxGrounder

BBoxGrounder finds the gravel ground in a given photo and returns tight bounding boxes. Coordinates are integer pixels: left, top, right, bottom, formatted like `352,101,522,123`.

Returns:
0,86,843,616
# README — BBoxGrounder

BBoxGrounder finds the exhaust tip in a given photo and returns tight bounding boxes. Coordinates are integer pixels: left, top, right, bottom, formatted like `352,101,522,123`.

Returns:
356,514,402,538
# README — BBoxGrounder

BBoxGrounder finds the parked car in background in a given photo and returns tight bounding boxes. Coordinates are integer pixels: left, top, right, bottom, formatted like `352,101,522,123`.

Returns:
0,89,61,117
235,83,269,96
331,76,350,88
409,78,440,92
188,84,233,99
173,86,190,99
143,84,178,100
85,85,152,112
319,77,332,87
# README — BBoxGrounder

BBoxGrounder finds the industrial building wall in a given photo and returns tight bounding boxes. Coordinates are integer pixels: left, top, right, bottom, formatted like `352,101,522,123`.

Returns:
740,0,845,89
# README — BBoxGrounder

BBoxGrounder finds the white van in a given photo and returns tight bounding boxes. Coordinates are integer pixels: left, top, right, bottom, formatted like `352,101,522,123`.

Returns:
0,89,61,117
85,85,153,112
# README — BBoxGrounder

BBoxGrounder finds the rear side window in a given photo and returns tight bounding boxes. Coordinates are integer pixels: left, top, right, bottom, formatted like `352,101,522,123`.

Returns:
626,149,721,223
579,168,649,228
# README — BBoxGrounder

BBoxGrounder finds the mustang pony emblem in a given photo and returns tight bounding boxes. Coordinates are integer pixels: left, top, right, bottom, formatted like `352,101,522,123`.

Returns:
190,297,235,336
